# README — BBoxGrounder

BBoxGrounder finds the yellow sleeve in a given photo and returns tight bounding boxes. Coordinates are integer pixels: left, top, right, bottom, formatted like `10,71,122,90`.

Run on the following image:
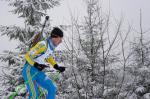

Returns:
25,41,47,66
46,56,57,67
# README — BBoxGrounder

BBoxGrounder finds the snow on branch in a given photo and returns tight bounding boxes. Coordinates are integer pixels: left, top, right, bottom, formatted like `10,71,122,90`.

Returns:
0,25,26,42
0,50,24,66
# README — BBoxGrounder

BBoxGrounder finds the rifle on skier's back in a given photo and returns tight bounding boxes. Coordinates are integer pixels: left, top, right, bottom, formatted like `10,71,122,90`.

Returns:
30,16,49,47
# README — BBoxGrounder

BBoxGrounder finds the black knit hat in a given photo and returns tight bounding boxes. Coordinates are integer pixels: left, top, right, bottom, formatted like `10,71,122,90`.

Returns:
51,27,63,37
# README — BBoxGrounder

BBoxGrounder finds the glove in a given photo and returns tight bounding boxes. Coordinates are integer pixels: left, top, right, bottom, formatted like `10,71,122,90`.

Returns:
34,62,48,71
53,64,66,72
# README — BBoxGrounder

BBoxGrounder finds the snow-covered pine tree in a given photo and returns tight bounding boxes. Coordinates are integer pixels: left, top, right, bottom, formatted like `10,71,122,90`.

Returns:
0,0,61,98
126,10,150,99
75,1,121,98
57,0,122,99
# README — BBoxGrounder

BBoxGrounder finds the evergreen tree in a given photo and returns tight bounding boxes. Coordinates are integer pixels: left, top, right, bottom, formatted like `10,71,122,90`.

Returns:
126,10,150,99
0,0,61,98
58,0,122,98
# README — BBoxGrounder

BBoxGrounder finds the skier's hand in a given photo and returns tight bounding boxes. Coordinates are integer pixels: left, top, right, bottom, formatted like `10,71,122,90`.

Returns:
34,62,48,71
58,67,66,72
54,64,66,73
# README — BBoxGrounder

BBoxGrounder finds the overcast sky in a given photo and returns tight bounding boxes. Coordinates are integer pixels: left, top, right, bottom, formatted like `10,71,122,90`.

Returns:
0,0,150,53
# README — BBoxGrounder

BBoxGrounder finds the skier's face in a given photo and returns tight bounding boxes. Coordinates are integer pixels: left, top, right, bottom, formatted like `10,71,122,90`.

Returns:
52,36,62,46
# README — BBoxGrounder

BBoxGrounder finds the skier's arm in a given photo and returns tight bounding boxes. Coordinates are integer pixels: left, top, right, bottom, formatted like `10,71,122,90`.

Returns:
46,56,65,72
25,41,47,66
46,56,57,67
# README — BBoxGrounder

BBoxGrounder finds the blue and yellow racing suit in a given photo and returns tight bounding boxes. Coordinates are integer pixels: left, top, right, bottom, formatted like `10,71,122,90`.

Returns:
22,38,57,99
